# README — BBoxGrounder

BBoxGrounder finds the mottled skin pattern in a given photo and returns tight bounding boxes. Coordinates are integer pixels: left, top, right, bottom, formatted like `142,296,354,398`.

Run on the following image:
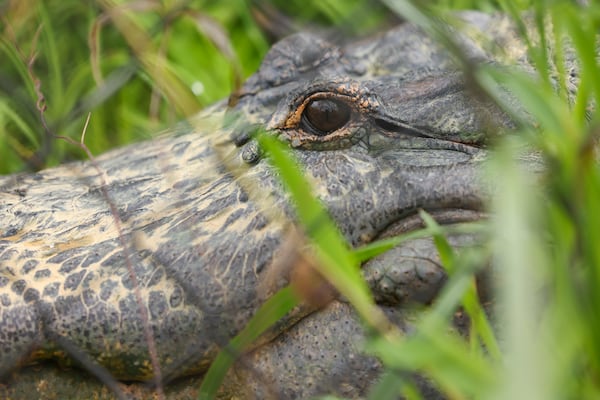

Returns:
0,11,569,400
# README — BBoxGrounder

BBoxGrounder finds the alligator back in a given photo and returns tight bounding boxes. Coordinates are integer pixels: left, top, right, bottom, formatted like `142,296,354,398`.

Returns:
0,110,291,380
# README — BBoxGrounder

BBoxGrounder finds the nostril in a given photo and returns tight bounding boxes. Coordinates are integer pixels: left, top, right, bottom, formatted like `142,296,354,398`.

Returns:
241,140,262,164
231,130,251,147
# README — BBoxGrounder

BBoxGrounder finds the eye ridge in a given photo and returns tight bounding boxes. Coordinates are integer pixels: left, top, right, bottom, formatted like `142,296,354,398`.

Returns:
301,98,351,136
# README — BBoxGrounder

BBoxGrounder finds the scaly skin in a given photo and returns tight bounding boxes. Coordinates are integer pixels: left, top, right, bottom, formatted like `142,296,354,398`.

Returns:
0,11,572,400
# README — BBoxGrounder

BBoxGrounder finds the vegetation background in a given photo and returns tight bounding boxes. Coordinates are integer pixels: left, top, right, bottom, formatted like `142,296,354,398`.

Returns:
1,0,600,399
0,0,508,174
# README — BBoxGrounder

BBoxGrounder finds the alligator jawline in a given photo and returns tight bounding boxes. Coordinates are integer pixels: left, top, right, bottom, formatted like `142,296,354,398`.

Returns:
376,208,487,239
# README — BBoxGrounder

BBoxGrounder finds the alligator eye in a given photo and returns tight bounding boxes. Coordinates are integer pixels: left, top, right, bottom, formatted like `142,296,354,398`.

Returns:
301,98,351,136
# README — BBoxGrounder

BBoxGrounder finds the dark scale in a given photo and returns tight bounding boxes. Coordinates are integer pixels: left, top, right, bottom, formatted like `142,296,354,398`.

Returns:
42,282,60,298
19,260,38,275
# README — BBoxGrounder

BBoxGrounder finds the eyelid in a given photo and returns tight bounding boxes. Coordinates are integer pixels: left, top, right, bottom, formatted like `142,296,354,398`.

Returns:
275,92,366,149
266,79,378,130
266,81,384,149
280,92,357,131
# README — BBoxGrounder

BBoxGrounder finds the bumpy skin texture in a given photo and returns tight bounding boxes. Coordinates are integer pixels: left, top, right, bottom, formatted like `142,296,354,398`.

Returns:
0,11,562,400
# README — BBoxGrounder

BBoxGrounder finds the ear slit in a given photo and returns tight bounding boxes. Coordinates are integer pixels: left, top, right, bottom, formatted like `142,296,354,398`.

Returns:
374,118,433,139
373,118,399,132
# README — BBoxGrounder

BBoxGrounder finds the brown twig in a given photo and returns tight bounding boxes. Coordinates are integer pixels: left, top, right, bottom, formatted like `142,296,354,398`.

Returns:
2,18,54,170
5,19,159,396
55,113,166,400
5,8,169,396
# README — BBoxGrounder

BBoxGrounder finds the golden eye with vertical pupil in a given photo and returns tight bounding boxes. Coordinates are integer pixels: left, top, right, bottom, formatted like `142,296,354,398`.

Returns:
301,98,351,136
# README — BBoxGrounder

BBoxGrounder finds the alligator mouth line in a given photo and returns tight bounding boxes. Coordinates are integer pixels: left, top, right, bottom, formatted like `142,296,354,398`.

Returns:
376,208,487,240
365,208,491,306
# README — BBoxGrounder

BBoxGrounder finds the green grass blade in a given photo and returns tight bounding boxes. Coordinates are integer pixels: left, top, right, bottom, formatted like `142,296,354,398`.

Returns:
256,133,386,328
488,140,551,400
0,100,39,147
38,2,64,109
197,286,299,400
365,329,496,398
365,370,409,400
354,221,488,262
419,211,501,360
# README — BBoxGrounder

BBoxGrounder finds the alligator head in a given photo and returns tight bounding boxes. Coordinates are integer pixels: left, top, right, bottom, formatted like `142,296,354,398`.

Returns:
223,12,518,299
0,11,536,400
212,14,520,398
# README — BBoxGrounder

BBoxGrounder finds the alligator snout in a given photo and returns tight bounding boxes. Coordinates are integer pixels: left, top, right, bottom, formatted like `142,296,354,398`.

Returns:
363,209,487,306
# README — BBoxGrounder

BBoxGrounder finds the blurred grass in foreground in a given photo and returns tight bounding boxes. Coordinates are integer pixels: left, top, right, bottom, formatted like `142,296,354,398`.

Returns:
369,1,600,399
202,1,600,399
2,0,600,399
243,2,600,399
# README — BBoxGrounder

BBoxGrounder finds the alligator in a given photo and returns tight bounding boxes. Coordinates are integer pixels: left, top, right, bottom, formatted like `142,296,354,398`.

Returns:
0,10,566,400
